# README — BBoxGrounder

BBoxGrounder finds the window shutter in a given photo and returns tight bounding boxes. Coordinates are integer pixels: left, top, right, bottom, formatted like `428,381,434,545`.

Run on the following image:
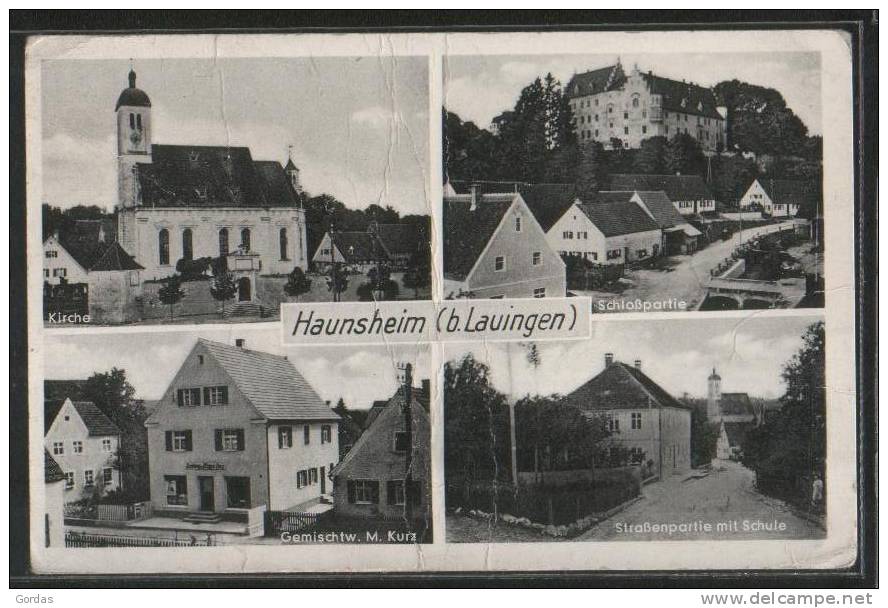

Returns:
278,428,283,449
185,431,193,452
347,481,356,504
214,430,223,451
370,481,379,504
203,387,210,405
176,390,184,407
236,429,245,451
165,431,172,451
220,386,228,404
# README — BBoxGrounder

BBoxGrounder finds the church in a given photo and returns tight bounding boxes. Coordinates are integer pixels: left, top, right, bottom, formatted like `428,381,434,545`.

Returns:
113,69,309,284
706,368,760,460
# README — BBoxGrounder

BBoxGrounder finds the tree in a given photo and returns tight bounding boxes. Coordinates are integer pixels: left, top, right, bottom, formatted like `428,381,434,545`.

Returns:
742,322,826,507
332,397,365,458
401,247,430,298
683,397,720,467
283,266,312,300
325,264,349,302
358,264,399,302
664,132,706,177
443,355,512,494
633,136,668,174
83,368,150,501
157,273,185,321
575,142,608,200
209,269,237,317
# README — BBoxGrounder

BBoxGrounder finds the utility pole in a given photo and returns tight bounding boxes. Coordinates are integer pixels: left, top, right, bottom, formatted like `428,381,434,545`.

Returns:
399,362,414,523
328,220,339,303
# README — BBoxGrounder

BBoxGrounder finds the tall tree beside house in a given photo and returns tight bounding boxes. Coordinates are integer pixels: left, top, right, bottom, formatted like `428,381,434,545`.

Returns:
443,109,504,182
402,247,430,298
325,264,349,302
283,266,312,300
82,368,150,501
364,204,400,225
157,273,186,321
683,397,720,468
742,321,826,508
443,355,512,496
709,154,761,206
332,398,365,459
209,269,237,317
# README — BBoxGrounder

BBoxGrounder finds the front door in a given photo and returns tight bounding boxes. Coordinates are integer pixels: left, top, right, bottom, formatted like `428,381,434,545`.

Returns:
198,476,215,512
237,277,251,302
320,466,326,494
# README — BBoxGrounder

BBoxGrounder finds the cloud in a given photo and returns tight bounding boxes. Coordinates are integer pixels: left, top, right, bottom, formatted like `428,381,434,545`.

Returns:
350,106,398,130
41,133,117,208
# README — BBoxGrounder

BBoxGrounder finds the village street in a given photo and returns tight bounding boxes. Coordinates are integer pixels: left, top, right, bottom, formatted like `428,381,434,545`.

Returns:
584,221,797,311
578,460,824,541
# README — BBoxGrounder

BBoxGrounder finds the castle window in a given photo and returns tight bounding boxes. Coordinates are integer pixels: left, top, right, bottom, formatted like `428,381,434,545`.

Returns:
219,228,229,257
279,228,288,260
158,229,170,265
240,228,251,251
182,228,193,262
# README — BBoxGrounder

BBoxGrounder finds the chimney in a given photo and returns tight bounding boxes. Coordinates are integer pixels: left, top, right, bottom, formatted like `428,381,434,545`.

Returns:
604,353,614,367
235,338,246,349
634,359,642,370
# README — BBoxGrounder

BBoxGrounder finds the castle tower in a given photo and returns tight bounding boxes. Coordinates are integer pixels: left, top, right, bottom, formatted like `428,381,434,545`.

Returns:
707,367,722,421
115,68,152,209
285,147,302,196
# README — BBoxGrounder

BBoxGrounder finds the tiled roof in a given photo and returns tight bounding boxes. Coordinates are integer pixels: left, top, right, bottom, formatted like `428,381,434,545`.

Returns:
566,65,627,98
89,241,144,271
51,219,117,271
719,393,755,418
136,145,298,208
375,223,427,257
332,388,430,480
199,339,338,421
443,194,516,281
641,72,723,120
609,174,713,202
758,179,820,207
563,361,691,412
518,184,582,232
577,201,660,237
722,421,754,448
44,451,66,483
328,232,384,263
631,190,687,229
71,401,121,437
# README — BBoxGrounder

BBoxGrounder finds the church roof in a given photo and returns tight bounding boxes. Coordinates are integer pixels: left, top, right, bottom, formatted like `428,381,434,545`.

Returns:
136,145,298,208
563,361,691,412
115,70,152,111
719,393,755,418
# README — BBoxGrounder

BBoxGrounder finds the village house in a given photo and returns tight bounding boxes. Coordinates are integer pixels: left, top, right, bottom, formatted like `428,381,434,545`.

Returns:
738,178,814,217
311,224,425,272
561,354,692,477
545,192,662,265
43,451,67,548
144,338,339,520
112,69,309,284
44,397,122,503
706,368,760,460
43,219,144,324
609,173,717,216
332,381,431,523
609,190,702,255
566,61,726,153
443,189,565,299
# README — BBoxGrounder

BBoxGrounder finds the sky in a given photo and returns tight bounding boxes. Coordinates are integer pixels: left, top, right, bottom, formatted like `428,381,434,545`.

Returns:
41,57,429,214
444,52,822,135
44,327,431,410
443,314,822,401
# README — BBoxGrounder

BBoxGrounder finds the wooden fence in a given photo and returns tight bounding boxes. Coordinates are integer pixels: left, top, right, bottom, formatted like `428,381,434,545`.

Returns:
264,510,331,535
65,531,214,548
96,502,153,522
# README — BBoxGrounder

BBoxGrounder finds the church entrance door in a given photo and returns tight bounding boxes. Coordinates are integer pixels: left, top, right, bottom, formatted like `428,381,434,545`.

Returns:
237,277,252,302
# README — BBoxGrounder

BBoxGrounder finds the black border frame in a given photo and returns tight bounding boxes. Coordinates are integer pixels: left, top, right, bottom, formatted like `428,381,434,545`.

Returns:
9,10,878,588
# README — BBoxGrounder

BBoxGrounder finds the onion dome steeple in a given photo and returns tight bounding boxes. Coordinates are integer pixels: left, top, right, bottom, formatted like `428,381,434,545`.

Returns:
115,69,152,111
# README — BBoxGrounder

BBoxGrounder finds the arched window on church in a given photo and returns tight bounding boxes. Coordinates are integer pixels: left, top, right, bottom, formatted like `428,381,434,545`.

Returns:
129,113,135,129
219,228,229,257
279,228,288,261
182,228,193,262
632,96,640,108
136,114,142,130
241,228,251,252
158,229,170,266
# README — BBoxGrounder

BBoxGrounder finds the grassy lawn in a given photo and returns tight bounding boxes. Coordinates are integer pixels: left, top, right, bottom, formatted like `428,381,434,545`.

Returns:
445,513,567,544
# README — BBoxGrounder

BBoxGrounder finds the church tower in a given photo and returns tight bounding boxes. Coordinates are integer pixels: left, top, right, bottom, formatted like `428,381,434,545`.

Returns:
285,147,302,196
707,367,722,421
115,68,152,209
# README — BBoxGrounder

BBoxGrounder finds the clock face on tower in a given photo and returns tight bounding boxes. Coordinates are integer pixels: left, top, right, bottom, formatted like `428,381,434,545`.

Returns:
129,129,143,151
